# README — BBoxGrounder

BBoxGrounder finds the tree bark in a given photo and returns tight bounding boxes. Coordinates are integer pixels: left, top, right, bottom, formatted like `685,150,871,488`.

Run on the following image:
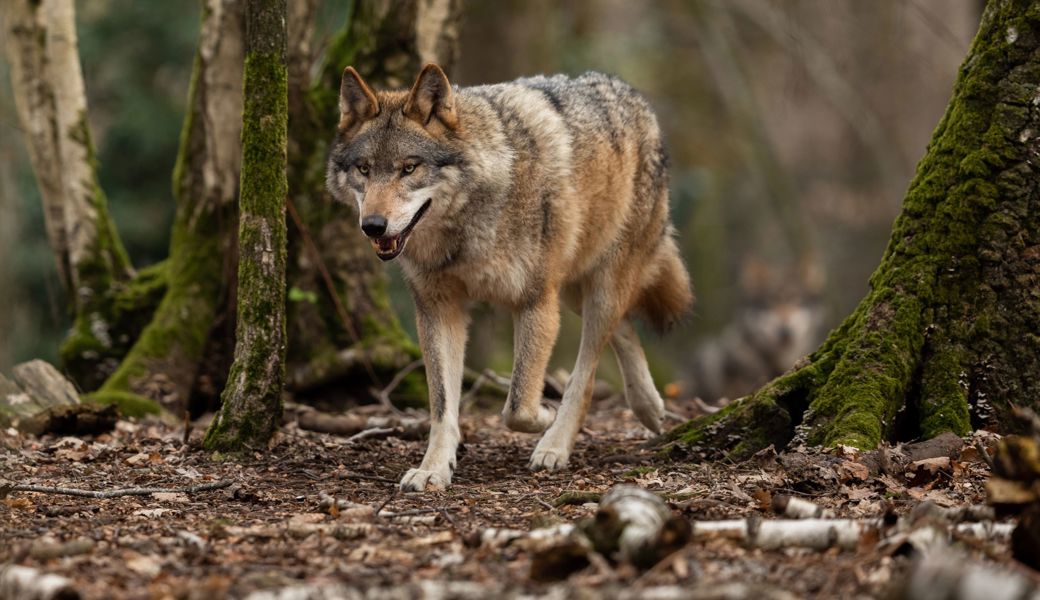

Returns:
662,0,1040,458
2,0,143,389
283,0,462,404
85,0,245,415
6,0,463,417
204,0,289,451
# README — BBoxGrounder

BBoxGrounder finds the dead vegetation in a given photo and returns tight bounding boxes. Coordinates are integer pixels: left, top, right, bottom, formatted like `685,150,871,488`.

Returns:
0,393,1033,599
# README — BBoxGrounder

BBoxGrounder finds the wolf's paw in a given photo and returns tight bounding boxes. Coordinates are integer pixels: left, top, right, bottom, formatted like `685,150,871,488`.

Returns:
629,391,665,434
503,402,557,434
528,446,570,471
400,468,451,492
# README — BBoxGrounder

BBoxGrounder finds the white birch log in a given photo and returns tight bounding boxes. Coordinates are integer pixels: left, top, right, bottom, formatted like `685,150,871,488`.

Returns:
0,564,78,600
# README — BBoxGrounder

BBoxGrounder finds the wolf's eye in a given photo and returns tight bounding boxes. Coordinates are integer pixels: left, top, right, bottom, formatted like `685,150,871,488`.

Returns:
402,163,417,175
357,164,370,176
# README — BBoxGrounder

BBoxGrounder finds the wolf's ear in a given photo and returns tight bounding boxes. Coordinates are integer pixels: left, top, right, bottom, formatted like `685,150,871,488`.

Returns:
339,67,379,130
403,64,458,130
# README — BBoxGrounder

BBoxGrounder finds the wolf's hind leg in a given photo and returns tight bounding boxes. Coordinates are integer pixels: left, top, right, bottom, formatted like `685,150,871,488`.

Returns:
400,298,468,492
530,286,621,470
610,319,664,434
502,294,560,433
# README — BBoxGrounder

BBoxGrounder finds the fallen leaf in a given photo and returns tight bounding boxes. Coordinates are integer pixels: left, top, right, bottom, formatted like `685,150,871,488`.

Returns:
126,452,152,466
125,553,161,578
905,457,952,487
839,461,870,482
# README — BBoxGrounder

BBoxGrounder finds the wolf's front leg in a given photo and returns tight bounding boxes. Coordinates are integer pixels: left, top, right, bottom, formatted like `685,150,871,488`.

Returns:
400,297,468,492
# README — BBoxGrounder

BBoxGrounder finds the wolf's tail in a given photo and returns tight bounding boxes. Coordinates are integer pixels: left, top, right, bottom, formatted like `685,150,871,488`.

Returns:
634,237,694,334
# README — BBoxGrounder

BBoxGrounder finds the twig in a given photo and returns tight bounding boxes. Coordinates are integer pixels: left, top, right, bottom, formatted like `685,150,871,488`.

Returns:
440,508,462,537
481,368,513,388
182,410,191,446
375,487,399,515
379,507,450,518
345,427,396,444
371,358,423,414
341,473,399,485
461,372,487,407
10,480,232,499
975,439,996,471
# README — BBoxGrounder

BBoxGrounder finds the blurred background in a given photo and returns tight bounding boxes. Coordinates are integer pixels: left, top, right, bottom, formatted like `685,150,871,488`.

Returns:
0,0,980,402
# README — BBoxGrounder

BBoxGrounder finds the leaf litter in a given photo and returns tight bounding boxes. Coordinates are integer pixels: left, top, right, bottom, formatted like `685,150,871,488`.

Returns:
0,396,1028,599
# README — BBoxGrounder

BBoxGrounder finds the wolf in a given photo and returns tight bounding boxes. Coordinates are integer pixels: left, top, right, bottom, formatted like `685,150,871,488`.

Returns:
690,258,825,403
326,64,693,492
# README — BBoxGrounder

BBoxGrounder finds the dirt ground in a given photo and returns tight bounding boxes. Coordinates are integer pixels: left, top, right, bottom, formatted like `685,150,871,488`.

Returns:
0,394,1021,599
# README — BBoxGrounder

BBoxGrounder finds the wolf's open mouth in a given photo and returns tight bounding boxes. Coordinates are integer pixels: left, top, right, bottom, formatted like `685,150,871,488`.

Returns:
371,199,432,261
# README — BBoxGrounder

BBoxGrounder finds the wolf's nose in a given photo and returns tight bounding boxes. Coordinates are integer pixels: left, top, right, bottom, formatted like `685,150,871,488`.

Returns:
361,215,388,237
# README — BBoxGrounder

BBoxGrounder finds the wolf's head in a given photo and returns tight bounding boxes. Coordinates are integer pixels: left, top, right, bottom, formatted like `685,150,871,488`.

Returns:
326,64,464,262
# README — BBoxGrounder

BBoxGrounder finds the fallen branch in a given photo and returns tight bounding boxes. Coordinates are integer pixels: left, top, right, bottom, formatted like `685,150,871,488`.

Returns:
296,411,427,440
552,490,603,507
0,564,78,600
344,427,396,443
6,480,232,499
772,494,833,519
28,538,94,561
692,517,1015,551
370,358,423,414
898,547,1040,600
587,486,692,568
693,517,878,551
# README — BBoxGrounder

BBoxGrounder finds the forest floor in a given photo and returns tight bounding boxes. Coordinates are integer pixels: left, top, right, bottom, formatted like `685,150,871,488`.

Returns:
0,393,1025,600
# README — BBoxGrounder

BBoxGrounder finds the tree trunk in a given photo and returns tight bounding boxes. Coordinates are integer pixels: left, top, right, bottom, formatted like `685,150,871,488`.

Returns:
662,0,1040,458
2,0,144,390
6,0,463,417
283,0,461,404
204,0,289,452
85,0,245,416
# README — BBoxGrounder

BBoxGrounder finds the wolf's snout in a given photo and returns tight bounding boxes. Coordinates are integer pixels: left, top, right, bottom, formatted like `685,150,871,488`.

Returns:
361,215,388,237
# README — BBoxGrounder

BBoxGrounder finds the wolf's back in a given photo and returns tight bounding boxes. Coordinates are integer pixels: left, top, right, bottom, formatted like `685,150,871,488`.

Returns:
456,72,692,328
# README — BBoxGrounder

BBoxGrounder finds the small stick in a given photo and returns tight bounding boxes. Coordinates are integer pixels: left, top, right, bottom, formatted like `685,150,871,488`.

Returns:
343,473,399,485
182,410,191,446
372,359,423,414
375,487,399,515
379,507,450,518
345,427,396,444
11,480,232,499
975,439,996,471
461,372,487,407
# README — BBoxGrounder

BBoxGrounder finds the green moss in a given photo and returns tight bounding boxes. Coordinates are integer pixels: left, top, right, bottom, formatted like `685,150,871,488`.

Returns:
659,394,792,461
85,389,161,417
917,339,972,439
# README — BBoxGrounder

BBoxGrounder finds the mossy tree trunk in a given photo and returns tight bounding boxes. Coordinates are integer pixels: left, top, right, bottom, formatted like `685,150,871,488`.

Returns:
204,0,288,452
2,0,145,390
86,0,245,416
283,0,461,402
6,0,462,418
663,0,1040,459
